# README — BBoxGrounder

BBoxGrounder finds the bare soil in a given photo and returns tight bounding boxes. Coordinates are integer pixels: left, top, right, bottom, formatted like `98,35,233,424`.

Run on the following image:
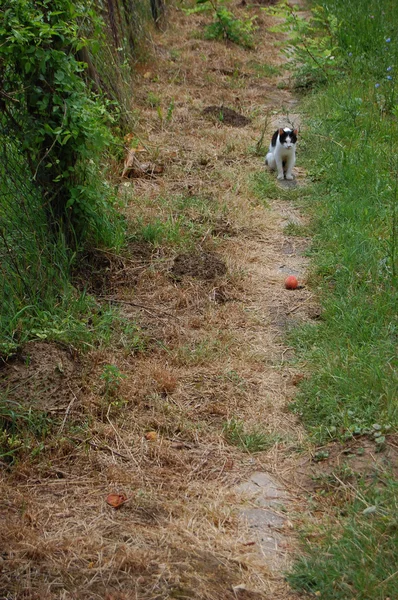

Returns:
171,251,227,280
1,4,394,600
202,106,252,127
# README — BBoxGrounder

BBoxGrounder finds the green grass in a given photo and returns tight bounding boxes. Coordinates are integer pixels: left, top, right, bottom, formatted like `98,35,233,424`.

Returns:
0,396,54,464
267,1,398,597
280,1,398,443
284,222,310,237
248,61,281,78
222,418,277,453
288,475,398,600
251,170,311,202
288,83,398,441
129,193,225,249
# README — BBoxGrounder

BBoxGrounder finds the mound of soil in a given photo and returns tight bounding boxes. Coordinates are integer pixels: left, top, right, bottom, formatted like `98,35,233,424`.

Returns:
72,248,144,295
171,251,227,280
0,341,79,412
202,106,251,127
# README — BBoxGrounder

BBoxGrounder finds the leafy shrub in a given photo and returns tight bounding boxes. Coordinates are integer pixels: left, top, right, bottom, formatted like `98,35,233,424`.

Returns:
0,0,128,355
185,0,257,49
204,6,257,49
0,0,124,247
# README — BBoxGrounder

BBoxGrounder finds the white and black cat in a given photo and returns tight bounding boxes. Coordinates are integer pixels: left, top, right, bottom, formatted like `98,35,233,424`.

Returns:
265,128,298,180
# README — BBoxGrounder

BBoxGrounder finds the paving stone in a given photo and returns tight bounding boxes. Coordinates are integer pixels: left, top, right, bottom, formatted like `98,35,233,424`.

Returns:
241,507,286,529
235,471,289,508
235,472,291,569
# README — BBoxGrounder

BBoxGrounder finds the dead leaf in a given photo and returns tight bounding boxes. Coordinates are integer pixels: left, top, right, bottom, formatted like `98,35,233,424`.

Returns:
145,431,157,441
106,493,127,508
291,373,305,386
242,541,256,547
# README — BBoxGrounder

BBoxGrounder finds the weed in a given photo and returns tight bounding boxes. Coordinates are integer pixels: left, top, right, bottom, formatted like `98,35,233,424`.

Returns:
100,364,126,396
0,396,53,464
147,92,161,108
222,418,276,453
204,7,257,49
100,364,127,410
264,2,342,90
184,0,257,49
166,99,175,122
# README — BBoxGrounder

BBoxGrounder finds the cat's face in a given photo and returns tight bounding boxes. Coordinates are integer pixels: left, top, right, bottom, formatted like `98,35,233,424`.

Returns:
279,128,298,150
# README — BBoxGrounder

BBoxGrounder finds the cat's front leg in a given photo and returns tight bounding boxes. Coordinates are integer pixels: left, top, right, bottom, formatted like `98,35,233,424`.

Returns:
285,155,295,180
275,157,284,180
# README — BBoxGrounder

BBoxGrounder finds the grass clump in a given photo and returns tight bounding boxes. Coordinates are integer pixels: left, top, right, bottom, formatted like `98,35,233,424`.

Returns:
223,418,275,453
248,61,280,78
129,193,222,249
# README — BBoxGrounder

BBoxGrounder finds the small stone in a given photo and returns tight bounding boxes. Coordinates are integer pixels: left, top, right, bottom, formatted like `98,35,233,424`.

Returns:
362,505,377,515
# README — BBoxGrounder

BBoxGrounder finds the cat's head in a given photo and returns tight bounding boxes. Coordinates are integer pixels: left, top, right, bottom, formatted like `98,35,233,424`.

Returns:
279,128,298,149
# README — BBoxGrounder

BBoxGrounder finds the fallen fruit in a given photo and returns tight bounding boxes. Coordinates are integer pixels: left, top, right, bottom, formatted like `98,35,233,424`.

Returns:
145,431,157,441
285,275,298,289
106,493,127,508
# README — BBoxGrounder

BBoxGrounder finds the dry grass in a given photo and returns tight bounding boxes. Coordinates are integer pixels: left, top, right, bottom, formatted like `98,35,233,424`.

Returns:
0,4,312,599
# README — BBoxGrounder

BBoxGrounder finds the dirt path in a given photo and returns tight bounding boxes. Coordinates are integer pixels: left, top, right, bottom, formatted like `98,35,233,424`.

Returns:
0,5,317,599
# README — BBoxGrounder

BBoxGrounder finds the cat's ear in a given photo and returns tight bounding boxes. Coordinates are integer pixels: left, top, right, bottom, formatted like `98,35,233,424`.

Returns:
293,129,298,136
279,128,284,136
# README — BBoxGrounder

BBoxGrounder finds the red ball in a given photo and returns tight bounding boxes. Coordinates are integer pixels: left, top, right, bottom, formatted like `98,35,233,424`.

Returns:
285,275,298,289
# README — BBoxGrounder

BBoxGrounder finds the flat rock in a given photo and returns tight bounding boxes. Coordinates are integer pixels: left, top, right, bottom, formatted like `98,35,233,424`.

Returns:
235,472,291,569
241,507,285,529
235,471,289,508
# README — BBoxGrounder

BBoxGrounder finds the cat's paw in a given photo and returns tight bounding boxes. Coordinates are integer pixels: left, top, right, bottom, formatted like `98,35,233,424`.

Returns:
285,174,294,181
277,174,284,180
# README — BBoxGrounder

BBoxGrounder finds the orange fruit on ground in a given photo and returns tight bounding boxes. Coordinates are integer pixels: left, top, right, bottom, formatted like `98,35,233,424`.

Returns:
106,493,127,508
285,275,298,289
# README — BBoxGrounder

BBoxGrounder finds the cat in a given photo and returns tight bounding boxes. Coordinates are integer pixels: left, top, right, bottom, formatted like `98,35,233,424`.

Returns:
265,127,298,181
